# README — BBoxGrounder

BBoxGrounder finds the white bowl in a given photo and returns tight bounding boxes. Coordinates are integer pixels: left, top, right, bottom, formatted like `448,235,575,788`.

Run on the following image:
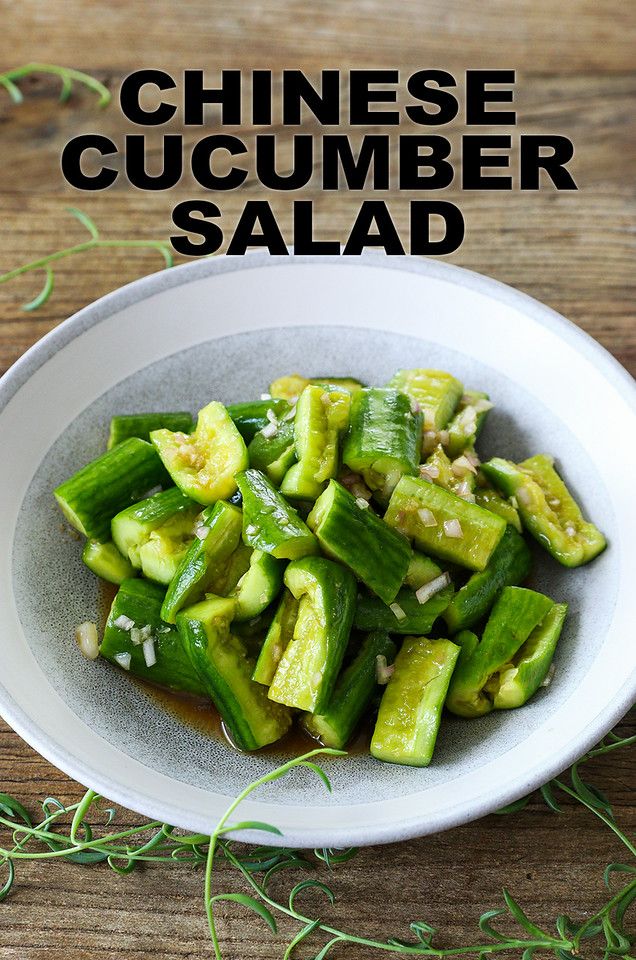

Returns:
1,254,634,848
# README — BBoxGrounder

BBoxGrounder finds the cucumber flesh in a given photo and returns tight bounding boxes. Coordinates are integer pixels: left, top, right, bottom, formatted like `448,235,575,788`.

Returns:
138,510,200,585
82,540,137,585
237,469,319,560
232,550,285,622
252,590,299,686
111,487,198,568
151,401,248,505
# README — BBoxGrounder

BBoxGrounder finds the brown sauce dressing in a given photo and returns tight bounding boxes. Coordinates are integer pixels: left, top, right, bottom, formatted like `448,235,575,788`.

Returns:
98,581,370,758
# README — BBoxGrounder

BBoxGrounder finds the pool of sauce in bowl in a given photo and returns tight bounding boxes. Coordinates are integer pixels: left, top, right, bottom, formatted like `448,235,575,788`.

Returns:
98,581,370,758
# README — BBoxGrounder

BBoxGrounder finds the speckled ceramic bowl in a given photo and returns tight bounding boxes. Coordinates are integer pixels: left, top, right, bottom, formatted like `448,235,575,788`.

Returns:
1,254,634,847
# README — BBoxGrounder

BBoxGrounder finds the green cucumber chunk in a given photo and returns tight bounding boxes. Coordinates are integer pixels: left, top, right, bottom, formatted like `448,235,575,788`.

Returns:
280,384,351,501
269,374,365,402
247,419,297,486
342,387,422,500
107,412,193,450
82,540,137,585
307,480,412,604
111,487,198,568
138,509,201,585
236,469,319,560
303,632,397,749
445,586,555,717
492,603,567,709
424,443,477,498
54,437,171,542
443,525,532,634
384,475,506,571
227,399,291,443
475,488,522,532
389,369,463,431
232,550,285,622
160,500,245,623
404,552,443,589
151,400,248,505
481,455,606,567
176,596,292,750
252,590,299,686
100,579,207,697
354,583,453,635
445,390,492,459
370,637,460,767
268,557,357,713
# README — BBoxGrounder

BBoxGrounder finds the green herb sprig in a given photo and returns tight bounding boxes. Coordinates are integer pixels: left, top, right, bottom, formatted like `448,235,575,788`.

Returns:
0,62,110,108
0,207,174,311
0,728,633,959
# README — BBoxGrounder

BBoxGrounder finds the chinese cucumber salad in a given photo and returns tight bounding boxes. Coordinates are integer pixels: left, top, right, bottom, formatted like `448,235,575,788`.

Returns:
55,369,607,767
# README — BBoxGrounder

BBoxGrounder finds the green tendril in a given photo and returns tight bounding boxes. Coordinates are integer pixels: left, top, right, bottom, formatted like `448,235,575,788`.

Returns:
0,207,174,310
0,63,111,108
0,728,632,959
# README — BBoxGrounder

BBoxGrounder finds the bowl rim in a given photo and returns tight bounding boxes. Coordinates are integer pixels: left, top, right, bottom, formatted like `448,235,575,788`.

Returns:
0,251,635,847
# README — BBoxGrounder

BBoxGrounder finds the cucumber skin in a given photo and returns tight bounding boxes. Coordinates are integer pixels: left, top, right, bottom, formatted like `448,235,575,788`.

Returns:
268,556,357,714
354,584,453,635
303,632,397,749
384,475,506,571
307,480,412,605
107,413,193,449
252,590,299,686
228,399,290,443
494,602,567,709
100,579,207,697
54,438,171,542
82,540,137,585
237,469,319,560
443,525,532,634
176,597,292,751
161,501,244,623
342,388,422,492
233,550,285,622
248,420,297,485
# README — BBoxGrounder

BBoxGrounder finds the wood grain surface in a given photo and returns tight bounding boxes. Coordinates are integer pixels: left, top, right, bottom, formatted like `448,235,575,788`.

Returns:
0,2,634,957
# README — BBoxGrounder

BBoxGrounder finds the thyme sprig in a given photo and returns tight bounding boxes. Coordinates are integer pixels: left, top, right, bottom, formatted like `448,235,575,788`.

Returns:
0,62,110,108
0,207,174,311
0,727,633,959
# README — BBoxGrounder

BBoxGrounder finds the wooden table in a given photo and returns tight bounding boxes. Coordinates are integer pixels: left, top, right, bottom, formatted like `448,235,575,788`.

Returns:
1,3,634,957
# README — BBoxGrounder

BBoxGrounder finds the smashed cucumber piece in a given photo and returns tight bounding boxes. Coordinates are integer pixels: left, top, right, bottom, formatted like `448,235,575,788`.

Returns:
268,557,357,713
82,540,137,585
237,469,319,560
231,550,285,622
252,589,299,686
370,637,460,767
176,596,292,750
111,487,199,581
151,401,248,506
107,412,193,450
280,384,351,500
270,374,364,402
389,369,463,431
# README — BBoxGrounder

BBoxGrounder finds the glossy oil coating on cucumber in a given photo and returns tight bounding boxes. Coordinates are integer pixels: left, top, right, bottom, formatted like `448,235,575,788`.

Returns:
307,480,412,604
237,469,319,560
232,549,285,622
281,384,351,500
268,556,357,713
303,631,397,749
342,387,422,500
252,589,300,686
370,637,460,766
481,454,607,567
100,579,207,697
354,583,453,635
445,586,555,717
385,475,506,571
54,437,171,542
176,596,292,750
151,401,248,505
443,525,532,634
107,412,193,450
161,500,246,623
